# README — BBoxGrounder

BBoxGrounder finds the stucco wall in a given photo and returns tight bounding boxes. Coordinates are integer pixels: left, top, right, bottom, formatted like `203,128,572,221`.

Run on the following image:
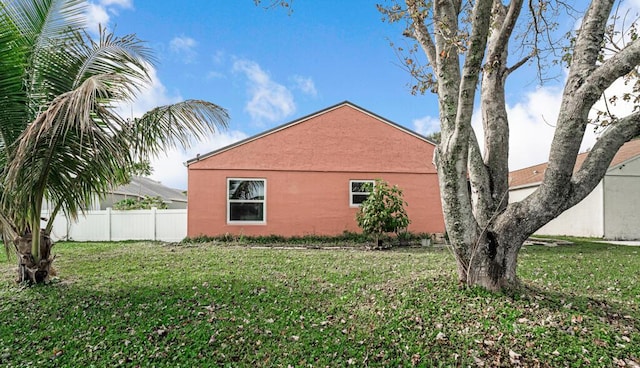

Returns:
603,157,640,239
187,104,444,237
509,183,605,238
188,170,443,237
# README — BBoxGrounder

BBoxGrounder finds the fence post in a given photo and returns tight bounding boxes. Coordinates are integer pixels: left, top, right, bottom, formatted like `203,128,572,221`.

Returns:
151,207,157,241
106,207,112,242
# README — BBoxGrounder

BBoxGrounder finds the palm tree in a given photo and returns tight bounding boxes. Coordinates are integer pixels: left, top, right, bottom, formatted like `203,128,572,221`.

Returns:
0,0,229,283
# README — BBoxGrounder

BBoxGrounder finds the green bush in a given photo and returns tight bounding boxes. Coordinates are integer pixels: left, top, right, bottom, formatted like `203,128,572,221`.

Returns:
355,179,410,248
113,196,167,210
183,231,374,246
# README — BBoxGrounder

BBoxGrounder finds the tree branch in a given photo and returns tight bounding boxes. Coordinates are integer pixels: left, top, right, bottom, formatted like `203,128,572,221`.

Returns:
543,0,616,196
457,0,493,119
488,0,524,62
467,131,492,223
505,54,533,76
582,39,640,99
568,112,640,207
569,0,614,72
406,0,437,67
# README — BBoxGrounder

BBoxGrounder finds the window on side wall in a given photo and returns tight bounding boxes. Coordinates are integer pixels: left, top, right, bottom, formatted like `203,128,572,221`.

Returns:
350,180,374,206
227,178,266,224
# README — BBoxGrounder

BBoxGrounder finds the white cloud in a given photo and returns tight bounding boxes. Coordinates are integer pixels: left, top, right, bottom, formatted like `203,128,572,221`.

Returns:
589,77,638,127
233,59,295,125
469,86,600,171
149,131,248,190
291,75,317,96
85,0,133,35
100,0,133,8
416,86,601,171
412,115,440,136
85,3,110,34
170,36,198,64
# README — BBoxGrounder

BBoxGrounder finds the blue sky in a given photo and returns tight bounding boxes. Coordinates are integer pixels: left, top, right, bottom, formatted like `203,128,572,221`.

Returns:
85,0,639,189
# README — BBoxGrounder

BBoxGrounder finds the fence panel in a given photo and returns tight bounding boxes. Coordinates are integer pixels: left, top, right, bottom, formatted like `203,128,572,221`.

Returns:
43,208,187,242
155,209,189,242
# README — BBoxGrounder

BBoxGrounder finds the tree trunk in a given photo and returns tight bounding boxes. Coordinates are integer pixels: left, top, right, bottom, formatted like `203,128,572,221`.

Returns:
14,230,55,284
398,0,640,292
462,232,522,291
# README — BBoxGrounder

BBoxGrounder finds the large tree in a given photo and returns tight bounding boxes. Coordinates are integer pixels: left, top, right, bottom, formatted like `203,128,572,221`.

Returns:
379,0,640,290
0,0,228,283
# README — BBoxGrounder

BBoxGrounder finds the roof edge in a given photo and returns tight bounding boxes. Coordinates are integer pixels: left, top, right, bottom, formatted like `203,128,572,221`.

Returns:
607,152,640,172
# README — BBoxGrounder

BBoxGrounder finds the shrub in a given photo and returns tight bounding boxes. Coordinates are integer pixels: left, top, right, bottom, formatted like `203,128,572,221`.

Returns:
355,179,410,248
113,196,167,210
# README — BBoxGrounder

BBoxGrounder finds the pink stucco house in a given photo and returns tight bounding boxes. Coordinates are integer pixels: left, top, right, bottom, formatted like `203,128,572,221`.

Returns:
186,101,444,237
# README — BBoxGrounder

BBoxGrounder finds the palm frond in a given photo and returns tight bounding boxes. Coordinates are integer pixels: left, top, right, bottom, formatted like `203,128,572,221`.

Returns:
0,1,230,263
4,0,85,48
130,100,229,159
0,0,87,149
72,26,154,90
4,74,132,228
0,2,30,148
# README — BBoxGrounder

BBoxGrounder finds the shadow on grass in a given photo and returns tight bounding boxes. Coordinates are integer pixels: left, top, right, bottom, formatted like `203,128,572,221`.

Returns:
519,284,637,326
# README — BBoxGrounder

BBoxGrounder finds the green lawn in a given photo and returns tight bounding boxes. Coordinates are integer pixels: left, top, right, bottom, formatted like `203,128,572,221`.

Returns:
1,240,638,367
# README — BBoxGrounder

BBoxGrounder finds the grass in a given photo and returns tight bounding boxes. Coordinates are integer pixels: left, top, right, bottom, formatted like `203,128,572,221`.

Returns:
0,239,638,367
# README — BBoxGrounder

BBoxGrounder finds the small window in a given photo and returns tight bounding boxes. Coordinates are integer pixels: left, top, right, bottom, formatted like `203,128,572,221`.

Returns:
227,178,266,224
350,180,374,206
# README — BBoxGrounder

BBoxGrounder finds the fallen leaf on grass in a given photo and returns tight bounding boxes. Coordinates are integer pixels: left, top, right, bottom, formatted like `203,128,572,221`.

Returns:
51,348,63,359
509,350,521,364
411,353,421,366
593,338,608,347
571,315,583,324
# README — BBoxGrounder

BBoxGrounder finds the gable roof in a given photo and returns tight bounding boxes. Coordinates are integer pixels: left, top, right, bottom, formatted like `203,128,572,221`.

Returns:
112,176,187,204
186,101,435,165
509,138,640,188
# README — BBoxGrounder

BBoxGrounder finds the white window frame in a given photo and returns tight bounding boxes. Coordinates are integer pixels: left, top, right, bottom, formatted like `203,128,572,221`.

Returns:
350,180,375,207
227,178,266,225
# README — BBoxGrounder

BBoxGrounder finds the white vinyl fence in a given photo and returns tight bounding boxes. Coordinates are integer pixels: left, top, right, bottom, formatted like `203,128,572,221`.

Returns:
43,208,187,242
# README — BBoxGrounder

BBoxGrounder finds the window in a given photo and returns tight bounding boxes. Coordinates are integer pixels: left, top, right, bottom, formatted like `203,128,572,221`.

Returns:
350,180,374,206
227,178,266,224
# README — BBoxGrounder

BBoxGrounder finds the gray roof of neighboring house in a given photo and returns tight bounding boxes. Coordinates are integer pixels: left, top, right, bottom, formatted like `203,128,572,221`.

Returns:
111,176,187,204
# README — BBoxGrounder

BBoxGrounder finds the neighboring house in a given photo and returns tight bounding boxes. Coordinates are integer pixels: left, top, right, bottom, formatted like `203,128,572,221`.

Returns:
509,139,640,240
100,176,188,210
186,101,445,237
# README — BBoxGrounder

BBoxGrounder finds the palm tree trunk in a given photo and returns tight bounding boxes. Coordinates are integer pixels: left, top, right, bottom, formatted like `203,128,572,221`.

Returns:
15,230,54,284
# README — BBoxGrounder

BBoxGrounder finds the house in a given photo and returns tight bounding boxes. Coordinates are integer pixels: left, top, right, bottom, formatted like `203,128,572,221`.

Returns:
41,175,188,212
186,101,445,237
99,176,188,210
509,139,640,240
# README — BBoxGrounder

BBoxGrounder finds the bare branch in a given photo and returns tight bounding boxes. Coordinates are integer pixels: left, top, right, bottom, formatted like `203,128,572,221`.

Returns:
570,0,615,71
456,0,493,125
505,53,533,76
253,0,293,14
406,0,437,66
489,0,525,61
583,39,640,99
